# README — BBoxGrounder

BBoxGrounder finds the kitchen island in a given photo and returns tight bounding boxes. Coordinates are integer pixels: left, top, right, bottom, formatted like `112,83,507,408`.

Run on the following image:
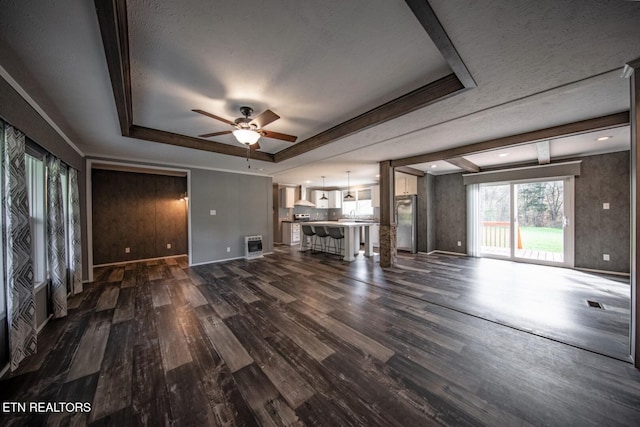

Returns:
301,221,377,261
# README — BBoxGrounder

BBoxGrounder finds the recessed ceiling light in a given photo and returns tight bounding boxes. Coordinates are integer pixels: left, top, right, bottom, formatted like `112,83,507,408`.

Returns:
498,153,509,157
305,180,311,184
596,136,612,141
430,164,437,168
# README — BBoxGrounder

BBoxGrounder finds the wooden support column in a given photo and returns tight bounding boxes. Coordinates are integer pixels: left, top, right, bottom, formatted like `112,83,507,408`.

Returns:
628,57,640,369
379,161,396,267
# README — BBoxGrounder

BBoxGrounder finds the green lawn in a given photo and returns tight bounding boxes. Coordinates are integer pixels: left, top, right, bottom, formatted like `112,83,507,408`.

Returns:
518,226,563,253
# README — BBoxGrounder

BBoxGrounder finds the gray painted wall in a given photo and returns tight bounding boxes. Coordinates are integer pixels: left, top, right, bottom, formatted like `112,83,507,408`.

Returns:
191,169,272,265
417,175,428,252
427,174,437,252
575,151,630,273
416,174,437,253
434,172,467,253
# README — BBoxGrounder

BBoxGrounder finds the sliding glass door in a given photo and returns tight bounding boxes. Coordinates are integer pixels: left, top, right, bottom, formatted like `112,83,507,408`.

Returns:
514,180,567,263
477,177,574,267
479,184,511,257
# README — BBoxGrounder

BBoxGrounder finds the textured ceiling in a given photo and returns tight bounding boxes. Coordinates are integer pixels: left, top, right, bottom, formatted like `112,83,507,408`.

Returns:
0,0,639,187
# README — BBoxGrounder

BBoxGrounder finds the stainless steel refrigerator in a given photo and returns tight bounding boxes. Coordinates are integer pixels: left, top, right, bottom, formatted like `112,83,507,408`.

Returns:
396,195,417,253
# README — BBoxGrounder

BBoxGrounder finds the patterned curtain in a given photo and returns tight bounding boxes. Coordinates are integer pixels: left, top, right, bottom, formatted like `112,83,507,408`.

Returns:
68,167,82,295
46,155,67,318
1,123,37,371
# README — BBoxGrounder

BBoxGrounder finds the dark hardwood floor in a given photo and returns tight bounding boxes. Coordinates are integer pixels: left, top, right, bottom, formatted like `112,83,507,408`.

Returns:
1,248,639,426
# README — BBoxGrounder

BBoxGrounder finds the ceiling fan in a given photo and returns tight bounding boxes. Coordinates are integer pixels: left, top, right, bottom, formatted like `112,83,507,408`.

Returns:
192,106,297,150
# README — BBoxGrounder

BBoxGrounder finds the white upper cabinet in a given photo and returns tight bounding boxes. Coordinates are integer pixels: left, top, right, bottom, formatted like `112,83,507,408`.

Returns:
395,172,417,195
371,185,380,207
311,190,329,209
280,187,295,208
329,190,342,209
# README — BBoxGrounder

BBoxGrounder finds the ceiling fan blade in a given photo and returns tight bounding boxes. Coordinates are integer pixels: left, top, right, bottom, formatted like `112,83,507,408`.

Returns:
260,130,297,142
250,109,280,128
250,142,261,150
192,109,235,126
198,130,232,138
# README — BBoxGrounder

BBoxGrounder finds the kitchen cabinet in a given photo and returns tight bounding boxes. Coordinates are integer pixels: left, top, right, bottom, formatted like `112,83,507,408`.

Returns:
328,190,342,209
371,185,380,208
311,190,342,209
311,190,329,209
282,222,301,245
280,187,295,208
395,172,417,195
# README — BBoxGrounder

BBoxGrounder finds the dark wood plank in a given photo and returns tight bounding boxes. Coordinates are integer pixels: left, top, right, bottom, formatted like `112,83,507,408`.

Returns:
198,313,253,373
90,320,133,423
155,305,193,372
3,253,640,427
66,318,111,382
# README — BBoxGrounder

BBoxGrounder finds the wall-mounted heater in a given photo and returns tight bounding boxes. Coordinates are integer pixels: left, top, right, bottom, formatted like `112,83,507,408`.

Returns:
245,235,263,259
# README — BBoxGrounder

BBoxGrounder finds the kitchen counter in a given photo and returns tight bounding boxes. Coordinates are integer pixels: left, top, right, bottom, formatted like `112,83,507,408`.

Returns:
303,221,378,261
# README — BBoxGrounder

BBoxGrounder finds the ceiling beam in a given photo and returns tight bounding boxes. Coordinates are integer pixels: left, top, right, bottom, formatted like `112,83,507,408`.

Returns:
395,166,426,177
403,0,476,88
95,0,474,163
94,0,132,136
129,126,275,162
274,74,466,162
445,156,480,172
535,140,551,164
391,111,630,168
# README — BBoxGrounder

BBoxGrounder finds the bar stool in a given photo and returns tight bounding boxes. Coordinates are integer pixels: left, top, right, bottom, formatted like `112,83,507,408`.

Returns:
313,226,330,255
326,227,345,259
301,225,317,253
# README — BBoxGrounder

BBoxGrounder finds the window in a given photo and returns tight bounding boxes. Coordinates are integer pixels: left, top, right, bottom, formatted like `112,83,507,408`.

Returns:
25,154,46,286
342,189,374,217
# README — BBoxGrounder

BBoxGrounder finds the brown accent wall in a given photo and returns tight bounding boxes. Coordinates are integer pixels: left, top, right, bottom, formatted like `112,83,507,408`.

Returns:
92,170,188,264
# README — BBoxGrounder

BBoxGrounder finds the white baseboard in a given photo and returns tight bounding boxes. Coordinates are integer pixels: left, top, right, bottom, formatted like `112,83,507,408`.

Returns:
574,267,630,277
426,250,468,256
93,254,188,268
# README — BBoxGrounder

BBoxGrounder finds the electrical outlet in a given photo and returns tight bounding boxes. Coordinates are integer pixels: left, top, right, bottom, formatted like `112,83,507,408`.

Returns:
125,247,130,253
603,254,610,261
603,203,610,210
457,241,462,247
167,243,171,249
210,209,216,215
226,247,231,253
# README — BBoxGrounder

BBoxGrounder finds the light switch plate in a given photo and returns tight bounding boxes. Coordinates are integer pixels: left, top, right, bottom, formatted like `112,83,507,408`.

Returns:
210,209,216,215
603,203,610,210
603,254,610,261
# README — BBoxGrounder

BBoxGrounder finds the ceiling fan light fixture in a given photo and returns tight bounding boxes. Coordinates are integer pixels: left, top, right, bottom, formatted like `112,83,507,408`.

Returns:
233,128,261,145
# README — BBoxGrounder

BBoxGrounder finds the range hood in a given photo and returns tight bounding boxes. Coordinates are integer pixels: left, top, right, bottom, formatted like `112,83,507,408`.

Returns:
294,186,315,207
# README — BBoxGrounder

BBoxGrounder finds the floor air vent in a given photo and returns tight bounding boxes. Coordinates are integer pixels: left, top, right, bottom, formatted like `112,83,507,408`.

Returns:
587,300,604,309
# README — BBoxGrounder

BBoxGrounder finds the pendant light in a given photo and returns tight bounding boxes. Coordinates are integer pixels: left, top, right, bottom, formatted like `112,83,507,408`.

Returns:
320,176,328,200
344,171,355,200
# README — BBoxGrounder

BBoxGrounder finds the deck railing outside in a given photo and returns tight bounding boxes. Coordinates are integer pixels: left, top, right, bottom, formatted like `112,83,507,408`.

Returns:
481,221,522,249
